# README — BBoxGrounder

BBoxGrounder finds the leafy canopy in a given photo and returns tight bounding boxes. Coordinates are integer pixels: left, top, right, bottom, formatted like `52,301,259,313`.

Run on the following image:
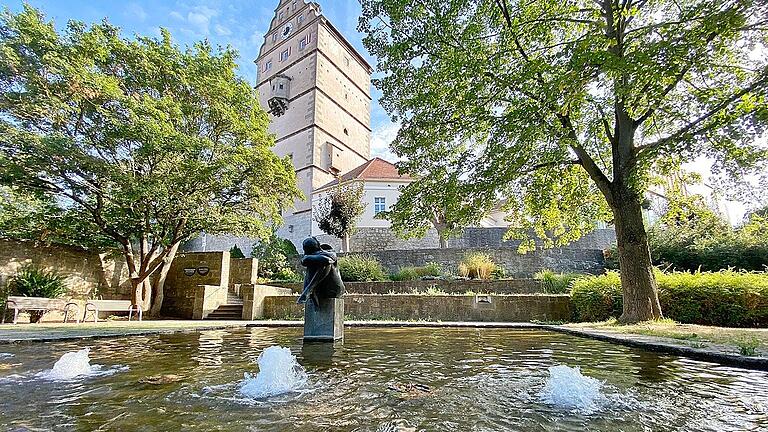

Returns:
360,0,768,246
313,181,367,239
0,6,301,269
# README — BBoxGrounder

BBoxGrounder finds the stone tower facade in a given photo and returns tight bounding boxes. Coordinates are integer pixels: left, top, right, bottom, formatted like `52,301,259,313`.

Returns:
255,0,373,247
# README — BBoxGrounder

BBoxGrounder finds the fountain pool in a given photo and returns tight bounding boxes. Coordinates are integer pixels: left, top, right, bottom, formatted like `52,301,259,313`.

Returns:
0,327,766,431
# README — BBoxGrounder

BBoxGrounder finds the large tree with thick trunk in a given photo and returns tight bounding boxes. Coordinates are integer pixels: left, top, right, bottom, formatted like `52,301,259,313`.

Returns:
0,6,301,314
360,0,768,322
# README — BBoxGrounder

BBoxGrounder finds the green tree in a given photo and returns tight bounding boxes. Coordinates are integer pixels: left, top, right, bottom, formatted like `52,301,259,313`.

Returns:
313,181,366,252
384,164,481,248
360,0,768,322
251,233,299,279
0,7,301,314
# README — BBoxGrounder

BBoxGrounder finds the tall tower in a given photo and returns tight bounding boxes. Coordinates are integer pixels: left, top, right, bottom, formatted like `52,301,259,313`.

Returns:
255,0,373,247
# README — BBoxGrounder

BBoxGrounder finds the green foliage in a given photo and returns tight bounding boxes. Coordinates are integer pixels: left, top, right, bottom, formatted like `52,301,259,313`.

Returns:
649,214,768,272
458,252,498,280
572,270,768,327
535,269,582,294
390,262,443,281
383,167,476,248
736,338,760,356
338,254,388,282
360,0,768,320
273,267,302,283
571,272,625,322
10,265,67,298
229,245,246,259
313,182,366,240
0,6,301,305
251,234,299,280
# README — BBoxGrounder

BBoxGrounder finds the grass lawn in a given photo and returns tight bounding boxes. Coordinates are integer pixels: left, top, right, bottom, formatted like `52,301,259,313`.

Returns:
567,319,768,357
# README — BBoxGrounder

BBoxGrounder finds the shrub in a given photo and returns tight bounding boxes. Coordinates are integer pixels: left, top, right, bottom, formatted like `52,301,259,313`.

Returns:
571,270,768,327
273,267,302,282
459,252,498,280
252,234,299,280
571,271,623,322
338,254,388,282
390,262,443,281
9,265,68,323
535,269,582,294
648,215,768,272
229,245,246,259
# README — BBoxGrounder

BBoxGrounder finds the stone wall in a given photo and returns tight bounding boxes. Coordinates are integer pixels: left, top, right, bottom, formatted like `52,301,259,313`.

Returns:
182,228,617,256
343,248,605,278
0,239,130,301
162,251,231,319
317,227,617,253
263,294,572,322
269,279,545,295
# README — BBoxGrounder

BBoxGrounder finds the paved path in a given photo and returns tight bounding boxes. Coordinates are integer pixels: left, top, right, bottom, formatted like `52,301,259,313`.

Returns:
1,320,765,371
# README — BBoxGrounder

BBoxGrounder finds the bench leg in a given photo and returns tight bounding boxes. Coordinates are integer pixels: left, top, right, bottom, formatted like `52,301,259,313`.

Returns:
13,308,18,325
82,307,98,323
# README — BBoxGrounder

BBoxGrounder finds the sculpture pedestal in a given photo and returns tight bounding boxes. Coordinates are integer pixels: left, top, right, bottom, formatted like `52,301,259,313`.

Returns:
303,298,344,342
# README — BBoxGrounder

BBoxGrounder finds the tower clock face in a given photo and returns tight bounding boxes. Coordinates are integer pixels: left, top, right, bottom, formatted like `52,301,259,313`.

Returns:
281,23,293,39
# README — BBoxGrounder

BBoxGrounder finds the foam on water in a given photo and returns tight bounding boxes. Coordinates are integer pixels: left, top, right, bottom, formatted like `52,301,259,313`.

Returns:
539,365,606,414
0,353,14,360
239,346,308,399
35,348,126,381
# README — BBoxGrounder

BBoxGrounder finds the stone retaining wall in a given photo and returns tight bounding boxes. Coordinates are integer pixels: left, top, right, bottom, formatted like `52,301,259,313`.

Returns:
263,294,572,322
0,239,130,301
269,279,545,295
348,248,605,277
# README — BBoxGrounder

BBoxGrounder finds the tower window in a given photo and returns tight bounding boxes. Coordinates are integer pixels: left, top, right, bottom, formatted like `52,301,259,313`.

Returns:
279,11,284,20
280,48,290,62
298,14,304,24
344,57,350,67
264,60,272,72
343,128,349,136
374,197,386,215
272,33,277,43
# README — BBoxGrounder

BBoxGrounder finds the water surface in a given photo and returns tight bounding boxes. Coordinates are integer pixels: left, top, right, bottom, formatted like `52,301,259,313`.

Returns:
0,327,767,431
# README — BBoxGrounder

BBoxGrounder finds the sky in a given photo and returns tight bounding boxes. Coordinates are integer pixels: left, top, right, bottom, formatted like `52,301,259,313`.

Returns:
2,0,400,160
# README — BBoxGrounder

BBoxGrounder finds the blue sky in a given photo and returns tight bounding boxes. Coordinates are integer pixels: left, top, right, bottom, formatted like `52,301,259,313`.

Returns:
3,0,398,158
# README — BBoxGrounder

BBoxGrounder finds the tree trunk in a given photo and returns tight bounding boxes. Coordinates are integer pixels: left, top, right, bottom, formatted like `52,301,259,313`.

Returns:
613,196,663,323
438,235,448,249
342,234,350,253
149,242,180,317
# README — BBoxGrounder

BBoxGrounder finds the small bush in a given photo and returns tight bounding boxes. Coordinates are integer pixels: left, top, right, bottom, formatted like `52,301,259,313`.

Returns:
338,255,388,282
11,265,67,298
535,269,583,294
252,234,299,280
571,270,768,327
229,245,246,259
273,267,302,282
390,262,443,281
459,252,498,280
9,265,67,323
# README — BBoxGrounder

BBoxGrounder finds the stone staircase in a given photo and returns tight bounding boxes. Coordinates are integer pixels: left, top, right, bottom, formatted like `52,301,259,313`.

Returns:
204,288,244,320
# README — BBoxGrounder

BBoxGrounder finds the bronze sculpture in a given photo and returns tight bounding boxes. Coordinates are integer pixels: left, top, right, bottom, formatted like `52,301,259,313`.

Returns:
297,237,345,307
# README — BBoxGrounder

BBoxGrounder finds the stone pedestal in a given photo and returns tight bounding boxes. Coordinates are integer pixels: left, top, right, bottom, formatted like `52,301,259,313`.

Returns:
303,298,344,342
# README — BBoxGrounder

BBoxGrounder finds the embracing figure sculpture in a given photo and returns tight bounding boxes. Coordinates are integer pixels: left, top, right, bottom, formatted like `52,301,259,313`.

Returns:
297,237,345,307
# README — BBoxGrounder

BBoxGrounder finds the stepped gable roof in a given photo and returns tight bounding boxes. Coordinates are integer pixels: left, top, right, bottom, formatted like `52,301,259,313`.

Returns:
317,157,411,191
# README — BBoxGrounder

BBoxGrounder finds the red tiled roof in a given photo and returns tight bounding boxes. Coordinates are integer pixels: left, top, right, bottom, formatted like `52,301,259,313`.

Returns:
317,158,410,190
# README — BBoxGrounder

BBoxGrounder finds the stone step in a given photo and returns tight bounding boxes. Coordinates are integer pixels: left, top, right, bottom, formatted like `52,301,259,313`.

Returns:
205,304,244,320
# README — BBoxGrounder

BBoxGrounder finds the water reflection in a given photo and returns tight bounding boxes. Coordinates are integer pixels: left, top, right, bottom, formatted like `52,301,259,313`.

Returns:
0,328,766,432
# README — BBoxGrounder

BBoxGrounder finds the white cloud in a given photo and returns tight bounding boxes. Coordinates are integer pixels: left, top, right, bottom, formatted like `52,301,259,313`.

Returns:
370,122,401,161
186,5,219,35
125,3,147,22
169,11,184,21
214,24,232,36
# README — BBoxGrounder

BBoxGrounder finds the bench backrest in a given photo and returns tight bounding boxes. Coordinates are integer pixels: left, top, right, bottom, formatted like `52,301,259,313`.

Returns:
87,300,133,311
6,296,67,310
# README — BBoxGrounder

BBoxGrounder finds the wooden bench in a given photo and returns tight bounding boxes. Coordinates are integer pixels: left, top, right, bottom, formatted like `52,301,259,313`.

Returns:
2,296,80,325
83,300,142,323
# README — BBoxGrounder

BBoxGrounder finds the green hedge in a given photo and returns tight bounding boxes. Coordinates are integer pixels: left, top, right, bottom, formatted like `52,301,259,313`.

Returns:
338,254,388,282
571,270,768,327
